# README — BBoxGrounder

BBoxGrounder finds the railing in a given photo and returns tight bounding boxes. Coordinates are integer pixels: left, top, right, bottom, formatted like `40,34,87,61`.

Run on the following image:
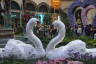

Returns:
0,28,14,47
0,28,14,39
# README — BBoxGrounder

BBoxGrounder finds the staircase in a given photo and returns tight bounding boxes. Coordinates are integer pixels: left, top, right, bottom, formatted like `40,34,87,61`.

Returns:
0,29,14,38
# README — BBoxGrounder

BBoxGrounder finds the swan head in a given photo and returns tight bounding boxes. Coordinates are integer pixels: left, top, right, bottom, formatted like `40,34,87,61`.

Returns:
26,17,40,33
27,18,40,27
52,16,65,29
49,20,60,33
51,17,66,35
52,20,65,30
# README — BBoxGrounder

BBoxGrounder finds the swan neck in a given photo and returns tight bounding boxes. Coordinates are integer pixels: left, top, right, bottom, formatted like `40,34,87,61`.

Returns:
46,22,65,51
26,22,44,50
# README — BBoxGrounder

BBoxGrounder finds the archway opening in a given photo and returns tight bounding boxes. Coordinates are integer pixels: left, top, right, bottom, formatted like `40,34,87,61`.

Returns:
25,3,36,11
74,7,83,26
86,8,96,25
38,3,49,12
75,9,82,25
11,1,20,10
11,1,21,30
73,7,83,35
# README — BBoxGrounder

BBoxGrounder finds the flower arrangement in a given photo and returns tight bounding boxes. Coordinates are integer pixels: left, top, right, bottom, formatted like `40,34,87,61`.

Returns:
36,58,84,64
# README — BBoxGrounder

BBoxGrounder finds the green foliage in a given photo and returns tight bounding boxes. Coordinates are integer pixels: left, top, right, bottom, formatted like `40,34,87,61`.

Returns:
77,36,96,47
88,39,96,46
14,27,23,35
60,12,69,26
44,14,52,25
78,36,91,42
1,59,37,64
79,59,96,64
63,35,96,47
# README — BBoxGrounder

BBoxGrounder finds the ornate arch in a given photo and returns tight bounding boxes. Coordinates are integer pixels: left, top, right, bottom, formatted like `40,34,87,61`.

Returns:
81,5,96,25
68,1,83,26
37,2,49,12
68,1,82,25
25,1,37,11
68,0,96,26
74,7,83,25
11,1,20,10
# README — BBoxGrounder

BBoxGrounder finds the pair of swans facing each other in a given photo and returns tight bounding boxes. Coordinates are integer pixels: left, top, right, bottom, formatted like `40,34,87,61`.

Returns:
0,17,96,60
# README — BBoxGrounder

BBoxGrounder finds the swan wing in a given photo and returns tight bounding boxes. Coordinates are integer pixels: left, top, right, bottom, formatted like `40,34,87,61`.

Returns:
15,40,42,59
67,40,86,53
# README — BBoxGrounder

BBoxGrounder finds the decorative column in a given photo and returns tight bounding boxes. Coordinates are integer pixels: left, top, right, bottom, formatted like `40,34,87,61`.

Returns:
4,0,11,28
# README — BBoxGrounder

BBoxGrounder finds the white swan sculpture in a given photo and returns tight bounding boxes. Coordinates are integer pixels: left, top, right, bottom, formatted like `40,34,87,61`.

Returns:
46,16,86,60
1,39,28,59
0,18,45,59
86,48,96,58
0,17,96,60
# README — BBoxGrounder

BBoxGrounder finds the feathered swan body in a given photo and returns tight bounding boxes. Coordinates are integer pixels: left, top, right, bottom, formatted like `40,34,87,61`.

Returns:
1,39,27,59
86,48,96,58
46,16,86,60
0,18,45,59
